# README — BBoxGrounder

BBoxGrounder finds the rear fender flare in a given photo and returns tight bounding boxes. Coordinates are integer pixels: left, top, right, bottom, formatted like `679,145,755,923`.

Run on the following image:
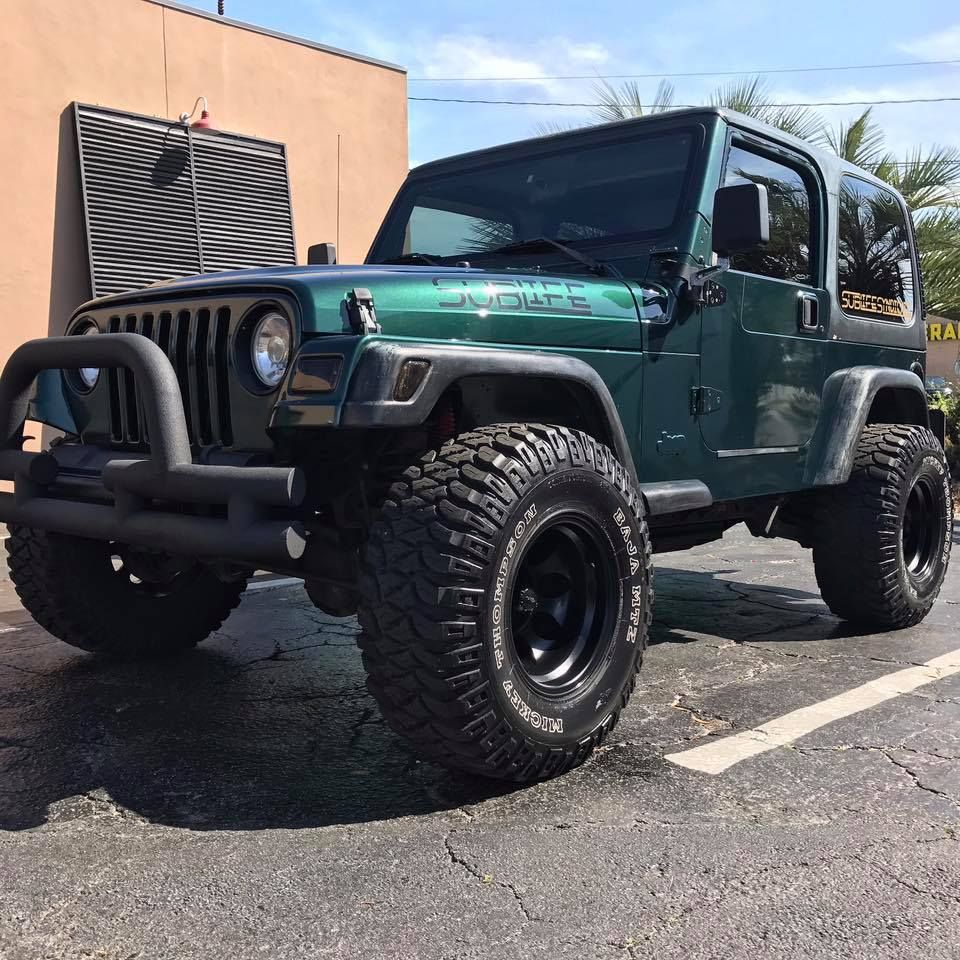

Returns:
804,366,929,487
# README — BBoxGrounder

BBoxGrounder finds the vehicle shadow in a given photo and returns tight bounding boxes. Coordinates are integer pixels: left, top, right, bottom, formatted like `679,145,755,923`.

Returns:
0,609,516,833
648,563,874,647
0,554,932,833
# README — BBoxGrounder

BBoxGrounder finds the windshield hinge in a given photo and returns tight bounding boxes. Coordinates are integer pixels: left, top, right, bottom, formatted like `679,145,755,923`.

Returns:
684,258,730,306
690,386,723,416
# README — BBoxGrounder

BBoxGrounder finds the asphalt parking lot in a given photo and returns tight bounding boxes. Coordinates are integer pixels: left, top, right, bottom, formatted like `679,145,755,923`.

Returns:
1,523,959,960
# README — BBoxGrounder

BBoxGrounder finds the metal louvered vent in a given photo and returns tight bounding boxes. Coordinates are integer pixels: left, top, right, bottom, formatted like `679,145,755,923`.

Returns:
193,135,296,272
75,103,296,297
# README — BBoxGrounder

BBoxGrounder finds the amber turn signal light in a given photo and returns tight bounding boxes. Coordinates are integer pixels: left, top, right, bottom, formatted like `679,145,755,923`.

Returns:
394,359,431,401
289,355,342,393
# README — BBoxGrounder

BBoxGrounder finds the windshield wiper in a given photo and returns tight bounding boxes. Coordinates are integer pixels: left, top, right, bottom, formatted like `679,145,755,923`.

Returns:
380,251,445,266
479,237,624,280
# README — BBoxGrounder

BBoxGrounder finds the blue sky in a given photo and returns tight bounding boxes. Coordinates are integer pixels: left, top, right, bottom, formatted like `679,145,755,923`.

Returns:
182,0,960,168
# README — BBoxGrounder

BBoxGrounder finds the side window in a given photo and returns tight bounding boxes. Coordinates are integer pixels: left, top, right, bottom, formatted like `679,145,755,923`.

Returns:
838,176,914,322
723,145,813,285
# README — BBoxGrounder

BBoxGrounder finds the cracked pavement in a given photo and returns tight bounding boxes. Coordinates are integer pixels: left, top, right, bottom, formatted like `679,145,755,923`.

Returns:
1,524,959,959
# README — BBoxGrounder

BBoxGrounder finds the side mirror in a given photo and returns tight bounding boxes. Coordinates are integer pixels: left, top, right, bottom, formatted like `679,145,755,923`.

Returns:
307,242,337,265
712,182,769,256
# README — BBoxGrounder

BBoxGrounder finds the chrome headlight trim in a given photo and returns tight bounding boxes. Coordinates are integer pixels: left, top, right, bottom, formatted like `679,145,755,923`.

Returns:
249,310,292,389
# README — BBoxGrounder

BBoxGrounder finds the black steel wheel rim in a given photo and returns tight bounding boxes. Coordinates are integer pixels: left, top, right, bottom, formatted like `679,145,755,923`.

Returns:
508,515,618,697
902,475,939,580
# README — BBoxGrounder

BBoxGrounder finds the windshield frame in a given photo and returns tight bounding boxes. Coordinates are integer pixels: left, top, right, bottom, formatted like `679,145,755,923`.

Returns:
366,120,707,267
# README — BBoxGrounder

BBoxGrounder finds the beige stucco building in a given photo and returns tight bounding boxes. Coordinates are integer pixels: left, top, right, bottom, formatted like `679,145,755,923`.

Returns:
0,0,408,370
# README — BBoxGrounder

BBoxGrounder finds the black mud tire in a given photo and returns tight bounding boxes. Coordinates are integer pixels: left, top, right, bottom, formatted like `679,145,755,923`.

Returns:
358,423,653,782
5,525,246,658
812,423,953,629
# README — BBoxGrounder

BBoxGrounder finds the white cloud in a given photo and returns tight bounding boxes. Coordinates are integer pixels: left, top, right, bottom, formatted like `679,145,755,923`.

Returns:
899,24,960,60
414,34,612,93
562,42,609,66
303,7,612,91
418,36,555,83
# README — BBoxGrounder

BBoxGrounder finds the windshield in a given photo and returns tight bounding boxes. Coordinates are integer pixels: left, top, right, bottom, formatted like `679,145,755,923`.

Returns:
369,129,696,267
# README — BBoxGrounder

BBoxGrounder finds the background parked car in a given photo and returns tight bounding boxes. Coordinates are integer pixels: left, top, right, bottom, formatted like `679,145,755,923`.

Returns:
925,375,955,400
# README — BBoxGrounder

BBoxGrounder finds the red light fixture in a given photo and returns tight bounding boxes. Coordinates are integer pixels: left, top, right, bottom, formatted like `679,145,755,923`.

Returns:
179,96,214,131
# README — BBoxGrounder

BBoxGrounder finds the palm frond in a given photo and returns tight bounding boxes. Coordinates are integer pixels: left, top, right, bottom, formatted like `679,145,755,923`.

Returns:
587,78,675,123
649,79,676,113
884,145,960,211
710,76,769,115
915,208,960,319
591,78,644,122
533,119,587,137
710,76,824,142
765,104,826,142
820,108,886,167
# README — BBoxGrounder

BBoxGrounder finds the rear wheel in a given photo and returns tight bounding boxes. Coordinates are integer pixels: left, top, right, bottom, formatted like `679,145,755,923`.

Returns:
813,423,953,629
5,525,246,658
358,423,652,781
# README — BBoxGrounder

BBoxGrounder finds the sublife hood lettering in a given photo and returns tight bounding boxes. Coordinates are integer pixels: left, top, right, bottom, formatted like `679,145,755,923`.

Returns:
433,277,594,317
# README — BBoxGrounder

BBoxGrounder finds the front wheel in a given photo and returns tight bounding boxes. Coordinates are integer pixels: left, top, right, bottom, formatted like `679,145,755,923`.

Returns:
813,423,953,629
358,423,653,782
6,526,246,658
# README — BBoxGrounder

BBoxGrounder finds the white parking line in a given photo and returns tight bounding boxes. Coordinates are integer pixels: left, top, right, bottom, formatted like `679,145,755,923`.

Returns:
245,577,303,593
665,647,960,775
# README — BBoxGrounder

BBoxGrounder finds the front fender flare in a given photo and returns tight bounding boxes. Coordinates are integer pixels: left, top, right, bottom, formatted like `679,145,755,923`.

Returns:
339,340,638,483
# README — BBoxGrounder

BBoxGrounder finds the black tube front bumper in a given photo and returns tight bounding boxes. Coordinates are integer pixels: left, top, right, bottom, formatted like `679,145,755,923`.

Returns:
0,334,306,565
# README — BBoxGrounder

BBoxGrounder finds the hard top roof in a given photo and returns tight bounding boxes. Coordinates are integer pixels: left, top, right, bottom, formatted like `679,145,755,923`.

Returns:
409,106,902,200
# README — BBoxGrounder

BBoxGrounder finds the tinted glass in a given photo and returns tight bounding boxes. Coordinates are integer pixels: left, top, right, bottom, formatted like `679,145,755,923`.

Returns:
838,176,914,322
723,145,813,284
405,206,514,257
371,131,695,263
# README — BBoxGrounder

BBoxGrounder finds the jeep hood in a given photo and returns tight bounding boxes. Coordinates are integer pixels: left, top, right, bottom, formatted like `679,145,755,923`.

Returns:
72,264,650,352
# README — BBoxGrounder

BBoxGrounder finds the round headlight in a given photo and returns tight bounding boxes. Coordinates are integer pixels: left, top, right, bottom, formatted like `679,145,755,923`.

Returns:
250,311,291,388
75,322,100,390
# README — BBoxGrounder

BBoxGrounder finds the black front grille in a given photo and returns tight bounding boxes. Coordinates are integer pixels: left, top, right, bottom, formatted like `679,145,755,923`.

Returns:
104,306,233,448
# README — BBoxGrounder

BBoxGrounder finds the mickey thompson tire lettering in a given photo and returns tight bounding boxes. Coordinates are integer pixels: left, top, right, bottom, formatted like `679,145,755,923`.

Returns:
812,423,953,630
357,423,653,782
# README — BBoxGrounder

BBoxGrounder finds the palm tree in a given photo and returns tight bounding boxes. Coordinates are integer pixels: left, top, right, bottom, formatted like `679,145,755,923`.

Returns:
561,78,960,318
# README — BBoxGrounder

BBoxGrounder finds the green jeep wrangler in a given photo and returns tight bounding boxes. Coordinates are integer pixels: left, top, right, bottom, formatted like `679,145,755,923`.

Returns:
0,108,952,781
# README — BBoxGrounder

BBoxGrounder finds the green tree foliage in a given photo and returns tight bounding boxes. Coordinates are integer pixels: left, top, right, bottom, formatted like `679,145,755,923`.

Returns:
930,390,960,480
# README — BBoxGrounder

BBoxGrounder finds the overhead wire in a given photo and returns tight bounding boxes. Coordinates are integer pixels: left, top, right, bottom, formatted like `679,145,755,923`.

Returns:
408,57,960,83
409,95,960,108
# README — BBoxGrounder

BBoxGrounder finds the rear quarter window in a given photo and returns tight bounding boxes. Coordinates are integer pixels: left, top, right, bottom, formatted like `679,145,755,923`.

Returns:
837,175,915,323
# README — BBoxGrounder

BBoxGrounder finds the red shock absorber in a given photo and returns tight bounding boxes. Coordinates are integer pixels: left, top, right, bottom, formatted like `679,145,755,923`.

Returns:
429,397,457,448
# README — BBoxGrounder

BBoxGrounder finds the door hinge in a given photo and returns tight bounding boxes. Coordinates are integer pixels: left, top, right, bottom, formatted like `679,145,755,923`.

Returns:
690,386,723,415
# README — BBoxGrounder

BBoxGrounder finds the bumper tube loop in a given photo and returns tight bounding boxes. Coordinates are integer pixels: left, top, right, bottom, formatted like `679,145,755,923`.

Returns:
0,334,306,565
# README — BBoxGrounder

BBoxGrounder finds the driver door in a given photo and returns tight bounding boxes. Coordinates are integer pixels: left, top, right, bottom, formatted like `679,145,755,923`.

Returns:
699,140,829,456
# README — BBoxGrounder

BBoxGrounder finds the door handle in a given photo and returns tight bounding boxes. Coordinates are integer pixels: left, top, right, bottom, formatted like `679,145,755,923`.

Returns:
797,292,819,332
